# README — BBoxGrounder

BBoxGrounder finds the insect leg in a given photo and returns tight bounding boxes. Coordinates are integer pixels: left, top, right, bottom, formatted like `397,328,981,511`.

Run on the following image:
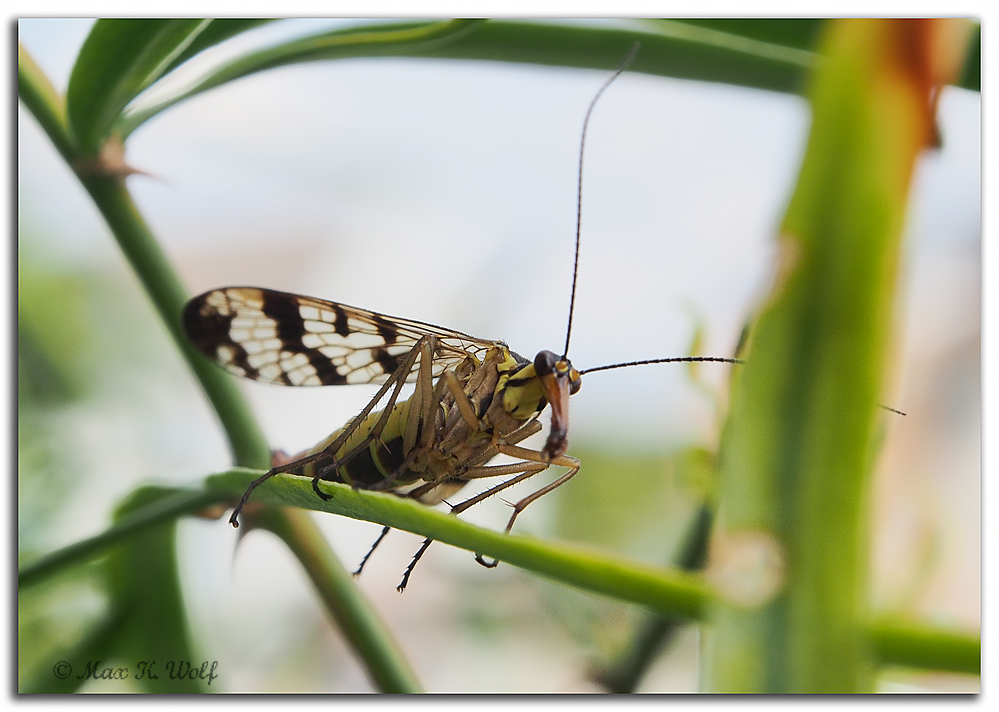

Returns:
398,417,542,502
442,368,485,431
370,338,438,493
451,463,555,569
393,456,555,587
349,341,438,582
353,525,391,577
392,383,546,589
402,337,436,454
397,537,434,592
311,337,430,495
391,454,552,588
458,445,581,567
494,444,581,534
457,460,551,482
463,419,543,469
228,339,424,527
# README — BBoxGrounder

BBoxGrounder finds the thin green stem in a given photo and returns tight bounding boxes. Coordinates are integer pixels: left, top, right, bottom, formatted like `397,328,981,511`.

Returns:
257,509,422,693
18,489,227,588
118,19,817,138
19,42,270,470
20,46,417,690
206,468,980,677
17,44,75,161
17,463,980,678
75,177,271,468
210,469,711,620
593,504,714,692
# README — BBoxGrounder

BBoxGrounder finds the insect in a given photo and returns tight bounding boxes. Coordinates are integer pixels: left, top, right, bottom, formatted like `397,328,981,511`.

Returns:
182,46,740,590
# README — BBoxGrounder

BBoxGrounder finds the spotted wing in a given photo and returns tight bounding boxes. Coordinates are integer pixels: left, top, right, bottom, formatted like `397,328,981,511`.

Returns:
182,287,498,386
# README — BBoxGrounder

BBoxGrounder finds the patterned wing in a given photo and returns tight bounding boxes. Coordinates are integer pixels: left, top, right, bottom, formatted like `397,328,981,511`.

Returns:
182,287,498,386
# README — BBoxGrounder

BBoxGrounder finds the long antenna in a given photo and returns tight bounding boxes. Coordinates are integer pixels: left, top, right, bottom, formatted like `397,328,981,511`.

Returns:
580,356,743,376
562,42,640,359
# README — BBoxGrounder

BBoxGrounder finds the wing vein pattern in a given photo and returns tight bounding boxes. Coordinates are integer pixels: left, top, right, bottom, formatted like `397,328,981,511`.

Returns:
182,287,499,387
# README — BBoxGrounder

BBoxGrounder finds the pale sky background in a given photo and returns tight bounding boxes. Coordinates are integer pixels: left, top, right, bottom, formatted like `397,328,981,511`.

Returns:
18,18,980,448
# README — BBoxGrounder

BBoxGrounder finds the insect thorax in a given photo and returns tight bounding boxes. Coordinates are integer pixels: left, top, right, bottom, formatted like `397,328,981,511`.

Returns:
301,345,552,504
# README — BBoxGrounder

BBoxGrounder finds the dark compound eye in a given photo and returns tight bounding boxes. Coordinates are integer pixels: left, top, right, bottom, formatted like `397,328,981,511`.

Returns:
534,350,558,376
569,374,582,395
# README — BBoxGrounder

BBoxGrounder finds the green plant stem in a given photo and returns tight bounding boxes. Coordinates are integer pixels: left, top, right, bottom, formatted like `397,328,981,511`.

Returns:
69,170,421,691
205,468,978,676
20,45,417,690
19,43,271,470
705,19,974,692
18,489,227,588
256,509,422,693
17,44,76,161
594,504,714,692
17,464,980,678
211,469,716,621
117,18,979,142
869,619,980,677
76,177,272,469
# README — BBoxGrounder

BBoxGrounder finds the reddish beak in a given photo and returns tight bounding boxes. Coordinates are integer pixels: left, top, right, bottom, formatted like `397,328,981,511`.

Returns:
541,371,571,459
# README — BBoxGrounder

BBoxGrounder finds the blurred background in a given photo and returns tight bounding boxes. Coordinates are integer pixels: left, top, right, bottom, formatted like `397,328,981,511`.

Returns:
18,19,980,692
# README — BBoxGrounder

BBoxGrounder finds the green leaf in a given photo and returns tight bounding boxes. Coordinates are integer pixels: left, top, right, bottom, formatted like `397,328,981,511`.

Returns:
669,18,825,51
118,18,980,141
19,488,209,693
119,19,485,137
66,19,211,154
157,18,276,76
103,487,207,692
119,18,815,137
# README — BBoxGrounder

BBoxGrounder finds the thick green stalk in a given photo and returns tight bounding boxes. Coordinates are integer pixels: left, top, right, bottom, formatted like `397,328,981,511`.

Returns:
705,19,974,692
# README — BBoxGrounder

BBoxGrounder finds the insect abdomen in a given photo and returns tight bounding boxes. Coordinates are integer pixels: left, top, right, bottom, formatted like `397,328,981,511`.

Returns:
303,398,421,490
